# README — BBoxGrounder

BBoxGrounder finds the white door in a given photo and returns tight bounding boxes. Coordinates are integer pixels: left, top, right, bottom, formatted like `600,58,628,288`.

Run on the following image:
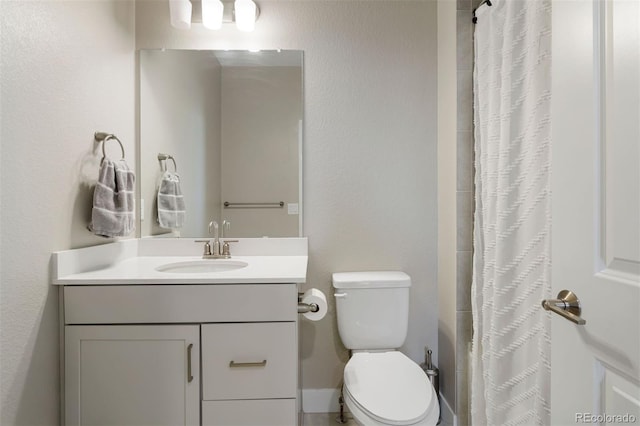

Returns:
551,0,640,424
65,325,200,426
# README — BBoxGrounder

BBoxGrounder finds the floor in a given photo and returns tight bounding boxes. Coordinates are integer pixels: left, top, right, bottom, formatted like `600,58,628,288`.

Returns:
303,412,452,426
302,412,357,425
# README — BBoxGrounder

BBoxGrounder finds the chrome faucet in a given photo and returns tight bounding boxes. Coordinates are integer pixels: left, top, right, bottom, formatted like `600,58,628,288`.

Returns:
195,221,237,259
209,220,221,257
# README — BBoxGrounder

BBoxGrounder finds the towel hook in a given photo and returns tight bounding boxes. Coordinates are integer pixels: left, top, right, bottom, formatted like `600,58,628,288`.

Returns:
158,153,177,172
95,132,125,163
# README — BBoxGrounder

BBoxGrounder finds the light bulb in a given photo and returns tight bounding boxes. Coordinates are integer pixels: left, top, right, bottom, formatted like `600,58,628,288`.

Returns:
169,0,192,30
202,0,224,30
234,0,257,32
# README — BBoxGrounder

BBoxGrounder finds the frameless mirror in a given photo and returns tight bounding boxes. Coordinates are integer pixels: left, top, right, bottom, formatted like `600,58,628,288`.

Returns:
139,49,303,238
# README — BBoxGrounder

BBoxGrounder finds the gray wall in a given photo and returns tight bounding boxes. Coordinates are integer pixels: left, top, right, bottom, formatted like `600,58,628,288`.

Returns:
0,1,135,424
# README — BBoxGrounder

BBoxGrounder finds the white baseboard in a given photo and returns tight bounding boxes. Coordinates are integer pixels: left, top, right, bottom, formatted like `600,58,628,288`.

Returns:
440,395,457,426
302,388,342,413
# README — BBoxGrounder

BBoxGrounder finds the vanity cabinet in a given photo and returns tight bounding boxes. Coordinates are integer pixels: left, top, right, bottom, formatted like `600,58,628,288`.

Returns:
62,284,299,426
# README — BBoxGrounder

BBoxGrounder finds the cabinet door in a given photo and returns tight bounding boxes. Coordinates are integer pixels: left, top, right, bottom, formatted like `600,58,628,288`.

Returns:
65,325,199,426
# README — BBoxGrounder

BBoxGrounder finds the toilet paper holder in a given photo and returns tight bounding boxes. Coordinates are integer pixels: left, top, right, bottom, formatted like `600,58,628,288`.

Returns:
298,292,320,314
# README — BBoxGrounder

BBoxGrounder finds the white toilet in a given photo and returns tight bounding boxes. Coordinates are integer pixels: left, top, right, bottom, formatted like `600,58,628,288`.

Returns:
333,271,440,426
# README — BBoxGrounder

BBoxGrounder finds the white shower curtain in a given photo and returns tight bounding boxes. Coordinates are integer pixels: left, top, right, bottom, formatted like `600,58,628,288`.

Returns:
471,1,551,425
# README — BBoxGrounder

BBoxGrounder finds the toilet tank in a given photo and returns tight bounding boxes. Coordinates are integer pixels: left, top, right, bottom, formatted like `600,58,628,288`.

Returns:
332,271,411,350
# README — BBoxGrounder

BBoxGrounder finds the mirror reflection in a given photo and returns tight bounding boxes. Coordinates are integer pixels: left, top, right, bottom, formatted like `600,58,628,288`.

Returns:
139,49,303,238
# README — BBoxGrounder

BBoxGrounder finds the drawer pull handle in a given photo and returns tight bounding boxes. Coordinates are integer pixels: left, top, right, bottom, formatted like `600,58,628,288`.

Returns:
229,360,267,368
187,343,194,383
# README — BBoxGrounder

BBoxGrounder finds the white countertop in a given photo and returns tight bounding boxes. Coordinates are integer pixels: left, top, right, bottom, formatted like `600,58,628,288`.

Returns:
52,238,308,285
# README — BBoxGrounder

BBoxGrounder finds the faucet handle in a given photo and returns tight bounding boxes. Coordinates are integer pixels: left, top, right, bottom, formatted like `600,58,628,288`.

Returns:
221,240,239,257
195,239,212,256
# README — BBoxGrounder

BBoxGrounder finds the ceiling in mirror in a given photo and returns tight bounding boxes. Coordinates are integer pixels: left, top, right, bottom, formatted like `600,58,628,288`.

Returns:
139,49,303,238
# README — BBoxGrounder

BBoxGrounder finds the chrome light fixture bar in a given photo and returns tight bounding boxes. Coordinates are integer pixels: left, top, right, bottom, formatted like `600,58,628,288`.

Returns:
169,0,259,32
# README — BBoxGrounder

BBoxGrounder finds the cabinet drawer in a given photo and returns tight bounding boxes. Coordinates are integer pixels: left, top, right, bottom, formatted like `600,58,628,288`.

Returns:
202,399,296,426
64,284,297,324
202,322,297,400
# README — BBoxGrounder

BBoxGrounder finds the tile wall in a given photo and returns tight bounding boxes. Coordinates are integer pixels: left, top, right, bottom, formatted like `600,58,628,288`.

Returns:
455,0,477,424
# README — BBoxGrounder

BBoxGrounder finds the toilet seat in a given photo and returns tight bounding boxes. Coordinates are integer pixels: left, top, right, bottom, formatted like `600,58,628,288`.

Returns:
343,351,438,425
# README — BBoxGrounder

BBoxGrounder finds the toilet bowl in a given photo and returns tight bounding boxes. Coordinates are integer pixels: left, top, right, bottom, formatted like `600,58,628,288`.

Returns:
333,271,440,426
343,351,439,426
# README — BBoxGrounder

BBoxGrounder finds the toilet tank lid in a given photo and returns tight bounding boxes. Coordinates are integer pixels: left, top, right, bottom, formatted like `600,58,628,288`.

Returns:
332,271,411,289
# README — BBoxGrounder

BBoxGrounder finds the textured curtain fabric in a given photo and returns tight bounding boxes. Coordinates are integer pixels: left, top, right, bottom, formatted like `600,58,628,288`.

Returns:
471,1,552,424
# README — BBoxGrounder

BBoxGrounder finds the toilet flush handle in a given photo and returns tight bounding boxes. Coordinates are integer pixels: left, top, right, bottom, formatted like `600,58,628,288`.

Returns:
334,293,348,298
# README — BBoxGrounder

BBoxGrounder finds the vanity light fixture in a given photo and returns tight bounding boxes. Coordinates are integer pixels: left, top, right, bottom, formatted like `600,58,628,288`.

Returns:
201,0,224,30
169,0,192,29
169,0,260,32
234,0,258,32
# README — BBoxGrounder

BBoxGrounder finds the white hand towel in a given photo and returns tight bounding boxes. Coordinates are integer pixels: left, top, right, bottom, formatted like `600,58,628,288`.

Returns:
88,159,135,237
157,170,185,229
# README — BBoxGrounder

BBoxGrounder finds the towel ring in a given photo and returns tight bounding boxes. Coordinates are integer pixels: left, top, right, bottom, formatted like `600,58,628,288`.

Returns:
95,132,125,163
158,153,177,172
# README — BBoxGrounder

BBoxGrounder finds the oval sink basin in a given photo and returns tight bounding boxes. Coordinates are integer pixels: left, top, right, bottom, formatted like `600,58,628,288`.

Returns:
156,260,248,274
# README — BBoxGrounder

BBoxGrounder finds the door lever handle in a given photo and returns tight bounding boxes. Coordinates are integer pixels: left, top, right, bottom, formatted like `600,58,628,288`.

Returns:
541,290,586,325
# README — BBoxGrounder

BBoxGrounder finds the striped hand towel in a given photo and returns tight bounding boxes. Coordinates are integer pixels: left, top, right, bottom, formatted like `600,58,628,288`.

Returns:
157,170,185,229
88,159,135,237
